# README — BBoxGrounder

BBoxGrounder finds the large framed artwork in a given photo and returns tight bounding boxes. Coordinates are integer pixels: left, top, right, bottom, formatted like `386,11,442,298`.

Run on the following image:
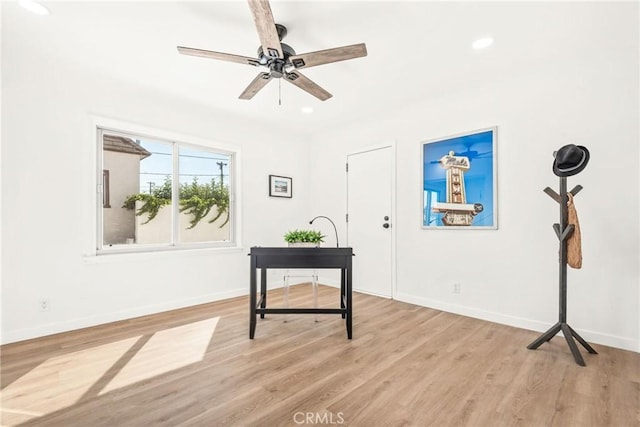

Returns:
422,127,497,229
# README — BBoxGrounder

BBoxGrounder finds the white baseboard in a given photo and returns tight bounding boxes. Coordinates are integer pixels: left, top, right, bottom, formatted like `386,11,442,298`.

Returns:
7,286,635,353
1,288,247,345
318,277,341,288
2,278,344,344
272,278,342,290
394,292,639,353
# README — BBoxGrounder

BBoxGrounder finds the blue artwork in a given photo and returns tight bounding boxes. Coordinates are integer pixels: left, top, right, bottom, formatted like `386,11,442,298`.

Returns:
422,128,497,228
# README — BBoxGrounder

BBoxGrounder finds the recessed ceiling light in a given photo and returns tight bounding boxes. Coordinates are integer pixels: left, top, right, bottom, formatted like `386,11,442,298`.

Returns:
472,37,493,50
18,0,50,16
301,107,314,114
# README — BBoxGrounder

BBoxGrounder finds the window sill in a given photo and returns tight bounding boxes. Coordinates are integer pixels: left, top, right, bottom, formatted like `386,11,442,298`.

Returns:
83,245,244,264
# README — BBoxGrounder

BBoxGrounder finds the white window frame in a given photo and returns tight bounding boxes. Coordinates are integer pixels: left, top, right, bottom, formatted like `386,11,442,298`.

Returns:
94,119,241,255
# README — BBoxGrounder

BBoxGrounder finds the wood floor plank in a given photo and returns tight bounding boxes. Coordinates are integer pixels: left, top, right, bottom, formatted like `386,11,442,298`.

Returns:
1,284,638,426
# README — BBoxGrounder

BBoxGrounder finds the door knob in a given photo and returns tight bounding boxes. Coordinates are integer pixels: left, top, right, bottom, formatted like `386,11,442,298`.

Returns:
384,216,389,221
383,223,390,229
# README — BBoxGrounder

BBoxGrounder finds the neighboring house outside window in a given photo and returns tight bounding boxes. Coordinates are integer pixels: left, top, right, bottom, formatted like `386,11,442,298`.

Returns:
102,134,151,246
98,128,234,252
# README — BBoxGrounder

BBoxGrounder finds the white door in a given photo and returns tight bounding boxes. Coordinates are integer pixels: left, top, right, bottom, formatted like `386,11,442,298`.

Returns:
347,146,394,298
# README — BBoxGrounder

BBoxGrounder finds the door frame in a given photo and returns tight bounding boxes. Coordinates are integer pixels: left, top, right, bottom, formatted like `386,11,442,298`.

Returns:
346,143,397,299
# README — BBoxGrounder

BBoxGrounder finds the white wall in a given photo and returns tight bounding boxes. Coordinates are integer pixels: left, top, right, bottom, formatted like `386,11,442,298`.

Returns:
0,29,312,343
0,2,4,343
308,6,639,351
2,2,638,353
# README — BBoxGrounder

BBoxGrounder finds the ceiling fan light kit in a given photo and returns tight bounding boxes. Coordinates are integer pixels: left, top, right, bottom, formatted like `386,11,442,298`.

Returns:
177,0,367,102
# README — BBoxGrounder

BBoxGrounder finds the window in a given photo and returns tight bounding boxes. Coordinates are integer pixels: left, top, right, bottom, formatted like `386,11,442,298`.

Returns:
98,128,234,252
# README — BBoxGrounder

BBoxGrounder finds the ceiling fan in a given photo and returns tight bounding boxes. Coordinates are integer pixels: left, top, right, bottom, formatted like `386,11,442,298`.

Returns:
177,0,367,102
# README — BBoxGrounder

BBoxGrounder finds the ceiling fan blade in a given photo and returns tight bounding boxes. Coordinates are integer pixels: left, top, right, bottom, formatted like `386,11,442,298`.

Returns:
289,43,367,69
247,0,283,59
177,46,260,67
284,71,332,101
239,72,273,100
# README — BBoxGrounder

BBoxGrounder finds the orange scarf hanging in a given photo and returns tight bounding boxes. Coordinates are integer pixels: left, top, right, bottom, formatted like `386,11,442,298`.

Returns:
567,193,582,269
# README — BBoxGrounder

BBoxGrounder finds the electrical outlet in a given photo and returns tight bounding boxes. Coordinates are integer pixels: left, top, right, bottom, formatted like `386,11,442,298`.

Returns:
453,283,461,294
39,298,50,312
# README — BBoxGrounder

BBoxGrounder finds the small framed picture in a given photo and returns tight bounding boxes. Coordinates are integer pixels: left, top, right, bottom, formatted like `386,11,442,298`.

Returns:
269,175,292,198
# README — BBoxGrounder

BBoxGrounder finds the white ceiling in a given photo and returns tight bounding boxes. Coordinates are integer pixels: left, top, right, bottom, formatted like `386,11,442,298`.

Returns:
3,1,631,135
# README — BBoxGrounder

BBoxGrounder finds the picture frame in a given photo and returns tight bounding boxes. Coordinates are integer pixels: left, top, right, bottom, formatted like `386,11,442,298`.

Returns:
269,175,292,198
421,127,497,229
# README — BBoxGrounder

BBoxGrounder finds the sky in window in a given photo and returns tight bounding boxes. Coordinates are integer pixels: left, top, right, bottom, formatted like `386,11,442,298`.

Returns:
138,140,230,194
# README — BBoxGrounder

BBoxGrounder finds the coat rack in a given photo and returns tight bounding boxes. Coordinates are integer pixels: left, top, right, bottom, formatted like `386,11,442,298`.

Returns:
526,176,597,366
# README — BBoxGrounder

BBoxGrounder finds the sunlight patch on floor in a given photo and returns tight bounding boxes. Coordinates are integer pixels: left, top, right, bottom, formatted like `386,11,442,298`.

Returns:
100,317,219,394
0,336,140,425
0,317,219,426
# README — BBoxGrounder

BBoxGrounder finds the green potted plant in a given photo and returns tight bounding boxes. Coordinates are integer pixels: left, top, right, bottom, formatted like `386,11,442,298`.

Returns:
284,229,325,247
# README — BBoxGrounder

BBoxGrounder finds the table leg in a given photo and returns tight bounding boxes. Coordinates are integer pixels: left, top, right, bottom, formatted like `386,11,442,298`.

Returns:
250,257,257,339
340,268,346,319
346,265,353,339
260,268,267,319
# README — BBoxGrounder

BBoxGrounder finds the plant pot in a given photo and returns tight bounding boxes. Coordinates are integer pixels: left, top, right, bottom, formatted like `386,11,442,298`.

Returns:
288,242,321,248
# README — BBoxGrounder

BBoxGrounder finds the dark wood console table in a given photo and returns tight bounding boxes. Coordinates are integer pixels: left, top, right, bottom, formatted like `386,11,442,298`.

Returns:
249,247,354,339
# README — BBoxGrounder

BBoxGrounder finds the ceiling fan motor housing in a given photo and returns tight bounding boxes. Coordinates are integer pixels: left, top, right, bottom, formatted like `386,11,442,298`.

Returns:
257,42,296,78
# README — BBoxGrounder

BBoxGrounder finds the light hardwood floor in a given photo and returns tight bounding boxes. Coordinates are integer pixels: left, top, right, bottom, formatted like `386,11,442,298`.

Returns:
1,284,638,426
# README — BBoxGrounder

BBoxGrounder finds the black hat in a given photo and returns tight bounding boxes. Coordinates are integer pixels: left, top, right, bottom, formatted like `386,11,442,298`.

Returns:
553,144,590,177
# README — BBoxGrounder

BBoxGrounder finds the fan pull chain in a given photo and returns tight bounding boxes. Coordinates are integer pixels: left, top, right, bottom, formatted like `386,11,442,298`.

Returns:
278,79,282,106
